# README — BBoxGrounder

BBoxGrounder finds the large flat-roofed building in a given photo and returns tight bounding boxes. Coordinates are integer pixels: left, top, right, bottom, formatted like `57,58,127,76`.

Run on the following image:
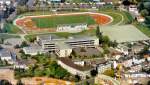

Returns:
37,35,99,49
32,35,99,57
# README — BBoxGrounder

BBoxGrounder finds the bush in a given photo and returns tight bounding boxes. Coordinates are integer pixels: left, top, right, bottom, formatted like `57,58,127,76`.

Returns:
103,69,115,77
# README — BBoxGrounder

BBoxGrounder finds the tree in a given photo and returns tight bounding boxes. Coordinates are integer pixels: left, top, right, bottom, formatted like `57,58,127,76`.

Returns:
96,25,100,37
140,46,149,55
0,38,4,44
14,44,20,49
71,50,77,57
140,9,149,17
102,36,110,45
16,80,24,85
109,40,118,48
0,80,12,85
147,80,150,85
29,37,36,43
96,25,103,43
20,41,28,48
90,69,98,77
144,16,150,26
122,0,131,6
84,81,90,85
129,0,142,4
104,48,110,54
74,75,81,82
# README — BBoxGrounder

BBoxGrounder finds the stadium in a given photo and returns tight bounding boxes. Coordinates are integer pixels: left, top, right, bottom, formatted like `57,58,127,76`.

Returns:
14,12,112,33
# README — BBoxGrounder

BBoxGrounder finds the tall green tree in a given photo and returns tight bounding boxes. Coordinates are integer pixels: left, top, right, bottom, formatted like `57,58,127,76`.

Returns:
140,9,149,17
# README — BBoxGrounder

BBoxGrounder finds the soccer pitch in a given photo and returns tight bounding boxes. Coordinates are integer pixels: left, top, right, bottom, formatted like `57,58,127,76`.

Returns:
101,25,150,43
32,14,96,28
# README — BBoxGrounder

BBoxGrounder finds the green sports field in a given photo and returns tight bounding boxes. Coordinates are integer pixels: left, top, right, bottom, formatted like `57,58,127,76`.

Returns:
31,14,96,28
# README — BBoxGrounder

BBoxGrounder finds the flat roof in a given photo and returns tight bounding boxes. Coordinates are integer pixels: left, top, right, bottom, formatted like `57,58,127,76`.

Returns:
37,34,64,41
66,36,98,42
55,42,71,49
101,25,150,43
23,45,43,53
39,35,98,49
0,49,11,57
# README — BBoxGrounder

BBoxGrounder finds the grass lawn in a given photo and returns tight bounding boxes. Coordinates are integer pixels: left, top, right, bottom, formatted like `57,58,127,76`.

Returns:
101,12,122,25
121,11,134,24
99,8,134,25
17,11,53,18
32,14,96,28
4,23,22,33
133,22,150,37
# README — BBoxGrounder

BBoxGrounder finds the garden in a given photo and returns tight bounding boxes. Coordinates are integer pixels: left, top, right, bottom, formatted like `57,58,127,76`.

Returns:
14,54,79,82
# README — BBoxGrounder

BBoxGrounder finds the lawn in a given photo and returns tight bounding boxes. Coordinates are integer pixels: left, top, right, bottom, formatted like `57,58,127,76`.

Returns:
3,23,22,33
101,12,122,25
121,11,134,24
31,14,96,28
99,8,134,25
133,22,150,37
